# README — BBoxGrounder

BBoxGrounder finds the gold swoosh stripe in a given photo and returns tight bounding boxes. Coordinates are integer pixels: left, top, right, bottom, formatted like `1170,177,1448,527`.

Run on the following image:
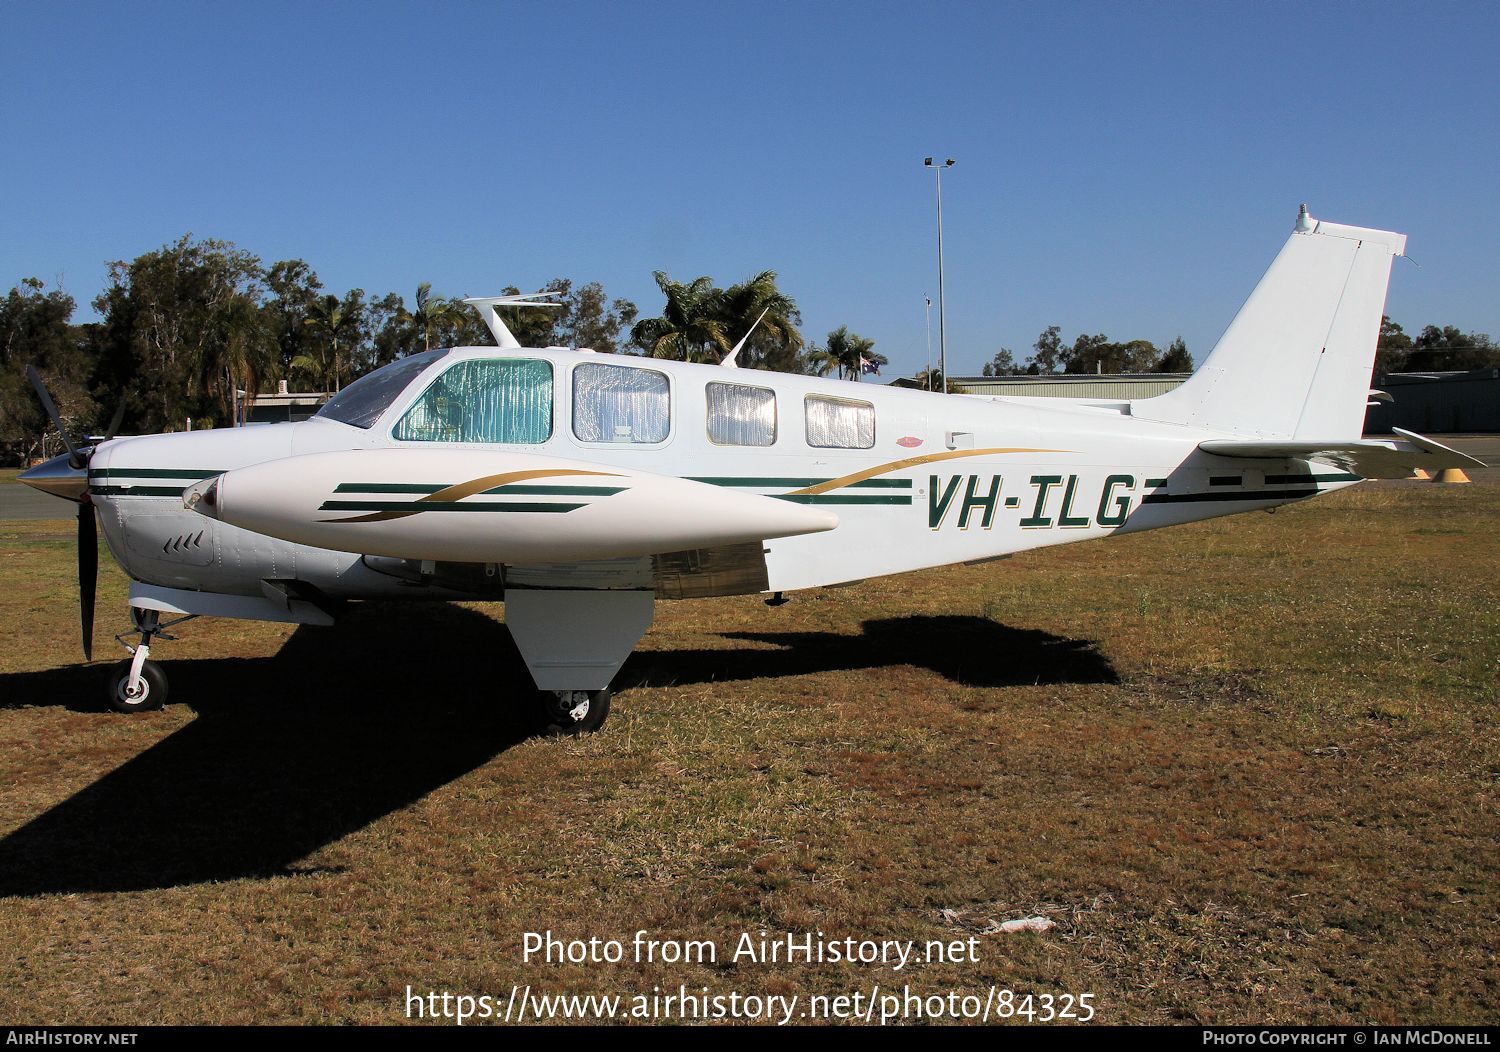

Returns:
789,447,1069,495
322,468,622,523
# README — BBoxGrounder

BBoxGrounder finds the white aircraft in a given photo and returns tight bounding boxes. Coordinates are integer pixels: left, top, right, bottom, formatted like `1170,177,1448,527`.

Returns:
20,206,1481,732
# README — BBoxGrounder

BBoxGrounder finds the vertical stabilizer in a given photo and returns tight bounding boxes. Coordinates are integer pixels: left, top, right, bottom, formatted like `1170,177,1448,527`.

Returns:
1137,206,1405,439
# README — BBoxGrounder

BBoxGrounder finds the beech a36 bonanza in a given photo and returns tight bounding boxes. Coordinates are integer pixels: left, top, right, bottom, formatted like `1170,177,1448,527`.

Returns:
20,206,1482,732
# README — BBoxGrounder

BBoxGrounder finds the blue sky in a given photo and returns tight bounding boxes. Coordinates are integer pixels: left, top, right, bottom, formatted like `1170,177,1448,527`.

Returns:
2,1,1495,378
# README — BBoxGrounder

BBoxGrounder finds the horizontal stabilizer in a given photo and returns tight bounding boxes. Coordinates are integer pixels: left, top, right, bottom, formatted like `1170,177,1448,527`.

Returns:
1198,428,1485,479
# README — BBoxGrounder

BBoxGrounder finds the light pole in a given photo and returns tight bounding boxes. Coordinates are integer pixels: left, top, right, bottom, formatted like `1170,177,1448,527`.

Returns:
924,157,954,392
924,295,933,391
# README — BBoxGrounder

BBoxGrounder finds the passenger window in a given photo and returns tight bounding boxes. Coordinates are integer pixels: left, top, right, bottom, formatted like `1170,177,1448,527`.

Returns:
805,395,875,448
573,363,670,443
706,382,776,446
393,358,553,443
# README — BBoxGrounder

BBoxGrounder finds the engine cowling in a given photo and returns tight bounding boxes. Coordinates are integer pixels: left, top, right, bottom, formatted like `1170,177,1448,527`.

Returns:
184,448,838,563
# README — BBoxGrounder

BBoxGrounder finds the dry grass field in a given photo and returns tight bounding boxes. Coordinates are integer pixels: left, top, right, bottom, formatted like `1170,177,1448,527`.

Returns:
0,482,1495,1025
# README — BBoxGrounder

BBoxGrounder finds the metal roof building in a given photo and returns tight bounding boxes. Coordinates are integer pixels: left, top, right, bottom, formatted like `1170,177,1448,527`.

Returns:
1365,368,1500,434
238,381,331,425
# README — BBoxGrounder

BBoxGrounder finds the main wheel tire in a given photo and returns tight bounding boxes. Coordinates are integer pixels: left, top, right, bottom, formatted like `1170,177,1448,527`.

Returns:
539,687,611,736
107,659,167,713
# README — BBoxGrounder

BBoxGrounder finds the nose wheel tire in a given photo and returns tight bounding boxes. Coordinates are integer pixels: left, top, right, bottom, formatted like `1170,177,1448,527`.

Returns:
540,687,611,736
107,659,167,713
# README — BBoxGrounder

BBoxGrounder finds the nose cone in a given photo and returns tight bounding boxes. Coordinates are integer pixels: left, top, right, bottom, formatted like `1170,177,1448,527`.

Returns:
18,452,89,502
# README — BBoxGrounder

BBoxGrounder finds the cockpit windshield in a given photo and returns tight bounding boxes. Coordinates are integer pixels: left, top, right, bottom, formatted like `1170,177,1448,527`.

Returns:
313,350,447,429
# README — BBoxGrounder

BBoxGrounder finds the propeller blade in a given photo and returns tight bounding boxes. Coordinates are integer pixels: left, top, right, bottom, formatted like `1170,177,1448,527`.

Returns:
25,365,81,464
104,395,129,441
78,503,97,661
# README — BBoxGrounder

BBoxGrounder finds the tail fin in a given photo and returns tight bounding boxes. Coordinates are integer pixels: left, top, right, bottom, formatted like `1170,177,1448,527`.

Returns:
1138,206,1405,439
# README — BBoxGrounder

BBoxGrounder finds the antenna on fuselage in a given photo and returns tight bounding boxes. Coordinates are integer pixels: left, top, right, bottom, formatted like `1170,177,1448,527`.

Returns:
462,291,565,349
720,308,768,369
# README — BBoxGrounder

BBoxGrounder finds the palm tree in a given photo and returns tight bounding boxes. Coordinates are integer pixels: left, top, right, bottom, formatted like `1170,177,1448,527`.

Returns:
718,270,803,370
215,293,277,425
824,325,884,380
411,282,458,352
629,273,730,363
802,343,840,377
913,366,966,393
299,293,364,390
631,270,806,370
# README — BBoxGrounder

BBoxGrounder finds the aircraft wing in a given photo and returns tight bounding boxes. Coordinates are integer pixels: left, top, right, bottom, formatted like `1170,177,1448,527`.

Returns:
1198,428,1485,479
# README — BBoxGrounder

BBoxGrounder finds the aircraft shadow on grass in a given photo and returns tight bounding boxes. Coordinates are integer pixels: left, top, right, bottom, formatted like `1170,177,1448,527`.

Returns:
0,606,1114,897
632,614,1118,691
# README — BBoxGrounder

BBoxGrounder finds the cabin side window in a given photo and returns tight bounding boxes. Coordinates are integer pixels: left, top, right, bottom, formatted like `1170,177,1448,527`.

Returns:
573,363,670,443
392,358,554,443
706,381,776,446
804,394,875,449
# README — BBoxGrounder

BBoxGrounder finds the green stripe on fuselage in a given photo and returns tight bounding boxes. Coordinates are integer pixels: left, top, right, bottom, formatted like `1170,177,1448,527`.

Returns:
332,483,626,496
317,500,585,513
89,485,191,498
687,476,912,489
774,494,912,505
88,468,225,479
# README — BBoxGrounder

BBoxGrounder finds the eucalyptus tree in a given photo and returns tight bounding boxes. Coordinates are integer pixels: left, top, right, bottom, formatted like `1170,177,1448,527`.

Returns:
91,234,263,432
0,278,93,462
563,281,637,353
262,260,323,381
981,348,1025,376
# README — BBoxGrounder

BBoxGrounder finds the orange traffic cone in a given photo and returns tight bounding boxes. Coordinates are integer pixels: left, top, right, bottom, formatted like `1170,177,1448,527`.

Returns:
1433,468,1471,484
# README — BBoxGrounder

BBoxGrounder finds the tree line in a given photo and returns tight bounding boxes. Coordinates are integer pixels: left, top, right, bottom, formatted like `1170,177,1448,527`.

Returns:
982,327,1195,377
0,234,892,463
1374,317,1498,376
3,232,1493,464
978,317,1497,381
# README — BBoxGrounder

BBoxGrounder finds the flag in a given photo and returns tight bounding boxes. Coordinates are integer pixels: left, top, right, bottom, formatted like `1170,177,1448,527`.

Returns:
860,356,880,376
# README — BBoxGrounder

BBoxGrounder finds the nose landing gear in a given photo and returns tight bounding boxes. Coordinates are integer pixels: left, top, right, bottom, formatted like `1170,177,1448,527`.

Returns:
107,608,194,713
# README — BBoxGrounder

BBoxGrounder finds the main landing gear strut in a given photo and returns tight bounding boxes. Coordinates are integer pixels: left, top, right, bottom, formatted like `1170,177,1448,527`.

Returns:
107,607,194,713
506,588,655,738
